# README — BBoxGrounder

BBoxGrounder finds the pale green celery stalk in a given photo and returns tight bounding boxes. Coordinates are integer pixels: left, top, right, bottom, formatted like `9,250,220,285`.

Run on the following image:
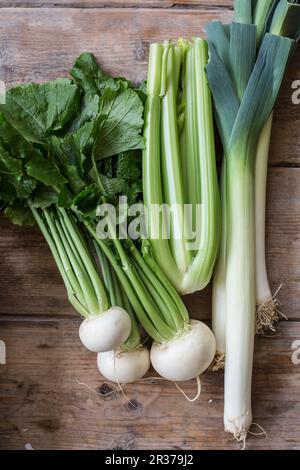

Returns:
182,43,199,208
144,39,220,294
181,39,220,294
223,34,293,439
160,42,191,274
143,43,182,291
234,0,253,24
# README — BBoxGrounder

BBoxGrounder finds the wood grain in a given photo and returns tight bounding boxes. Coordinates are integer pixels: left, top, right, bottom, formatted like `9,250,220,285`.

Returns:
0,319,299,450
1,169,299,319
0,1,299,452
0,8,298,165
0,1,233,8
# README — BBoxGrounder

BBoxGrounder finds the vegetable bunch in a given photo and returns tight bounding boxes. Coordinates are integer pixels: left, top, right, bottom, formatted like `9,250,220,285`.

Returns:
143,38,220,295
208,0,300,440
0,53,216,385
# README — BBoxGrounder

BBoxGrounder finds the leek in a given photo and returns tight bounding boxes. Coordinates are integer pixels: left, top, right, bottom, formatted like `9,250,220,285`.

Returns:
207,0,297,438
255,0,300,332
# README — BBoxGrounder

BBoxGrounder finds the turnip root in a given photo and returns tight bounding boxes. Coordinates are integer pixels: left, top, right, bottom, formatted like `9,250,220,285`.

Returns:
79,307,131,353
150,320,216,381
97,346,150,384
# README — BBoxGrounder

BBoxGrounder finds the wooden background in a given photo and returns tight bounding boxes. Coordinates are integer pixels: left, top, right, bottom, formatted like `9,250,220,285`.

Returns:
0,0,300,450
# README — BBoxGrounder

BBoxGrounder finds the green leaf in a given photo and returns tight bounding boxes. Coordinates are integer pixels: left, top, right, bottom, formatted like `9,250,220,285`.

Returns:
71,184,100,221
16,176,37,199
116,151,142,181
49,121,94,195
57,185,73,208
30,186,59,209
0,143,28,202
70,53,118,96
1,78,79,143
100,174,125,197
4,200,35,226
26,153,67,189
93,85,144,159
0,143,23,181
0,118,43,161
123,179,143,205
68,94,100,133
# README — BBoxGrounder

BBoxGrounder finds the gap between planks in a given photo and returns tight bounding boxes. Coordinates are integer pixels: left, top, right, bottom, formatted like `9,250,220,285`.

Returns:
0,314,298,325
0,3,233,11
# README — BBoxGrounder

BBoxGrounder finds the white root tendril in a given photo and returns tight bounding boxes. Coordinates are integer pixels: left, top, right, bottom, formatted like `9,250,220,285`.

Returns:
249,422,268,439
138,375,202,402
75,379,116,397
174,376,201,402
227,427,248,450
113,351,138,409
256,284,287,335
211,352,225,371
226,422,268,450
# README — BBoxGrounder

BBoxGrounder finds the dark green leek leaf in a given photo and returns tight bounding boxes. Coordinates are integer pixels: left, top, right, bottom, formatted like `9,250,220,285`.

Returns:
234,0,253,24
205,21,230,70
206,43,240,150
229,33,294,152
229,23,257,100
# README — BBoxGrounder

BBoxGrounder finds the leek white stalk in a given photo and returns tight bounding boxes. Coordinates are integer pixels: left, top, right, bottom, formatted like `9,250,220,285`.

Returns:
224,151,256,439
255,113,282,333
212,160,227,367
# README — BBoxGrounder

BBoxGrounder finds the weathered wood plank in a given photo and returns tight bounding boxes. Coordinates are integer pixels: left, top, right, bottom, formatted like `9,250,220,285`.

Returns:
0,319,299,450
1,169,299,319
0,8,298,165
0,1,233,8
